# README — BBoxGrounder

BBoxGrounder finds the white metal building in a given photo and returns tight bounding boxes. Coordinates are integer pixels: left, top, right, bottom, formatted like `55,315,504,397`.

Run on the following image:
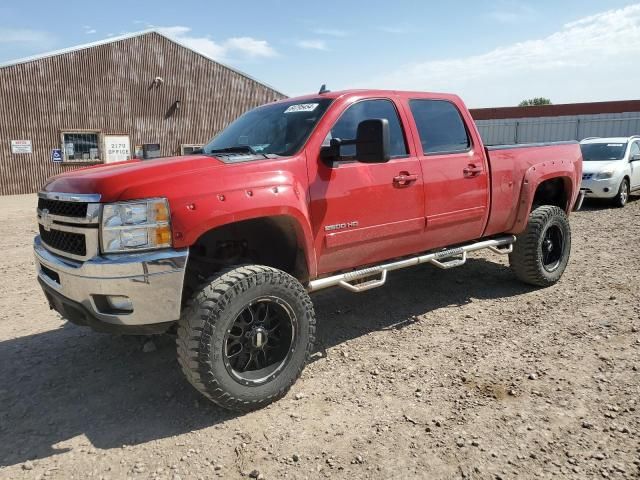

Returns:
470,100,640,146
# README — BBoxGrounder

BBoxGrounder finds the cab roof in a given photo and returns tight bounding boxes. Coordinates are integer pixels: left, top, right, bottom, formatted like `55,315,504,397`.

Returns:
277,89,462,103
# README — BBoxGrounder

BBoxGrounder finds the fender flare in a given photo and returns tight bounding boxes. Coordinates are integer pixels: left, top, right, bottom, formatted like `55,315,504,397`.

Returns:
182,206,317,280
508,159,577,234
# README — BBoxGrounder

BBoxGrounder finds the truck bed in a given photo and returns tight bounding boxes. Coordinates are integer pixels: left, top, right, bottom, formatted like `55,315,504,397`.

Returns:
483,141,583,237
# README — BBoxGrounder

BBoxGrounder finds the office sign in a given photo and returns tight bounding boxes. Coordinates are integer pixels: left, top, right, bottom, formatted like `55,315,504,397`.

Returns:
104,135,131,163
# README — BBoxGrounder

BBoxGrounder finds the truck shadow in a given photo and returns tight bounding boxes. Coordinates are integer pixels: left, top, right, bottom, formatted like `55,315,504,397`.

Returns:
310,257,531,359
0,258,532,467
0,330,236,467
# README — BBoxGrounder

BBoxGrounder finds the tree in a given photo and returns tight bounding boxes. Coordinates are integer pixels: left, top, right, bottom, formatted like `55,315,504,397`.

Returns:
518,97,552,107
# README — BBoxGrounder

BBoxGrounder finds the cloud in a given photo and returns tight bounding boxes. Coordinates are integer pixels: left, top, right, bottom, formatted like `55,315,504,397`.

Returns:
224,37,277,58
0,27,56,49
154,25,277,60
365,4,640,107
486,2,535,23
312,28,348,37
296,39,328,51
83,25,97,35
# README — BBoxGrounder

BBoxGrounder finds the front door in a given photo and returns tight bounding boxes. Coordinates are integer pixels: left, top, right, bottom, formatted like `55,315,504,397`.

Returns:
630,141,640,189
405,98,490,248
307,98,425,275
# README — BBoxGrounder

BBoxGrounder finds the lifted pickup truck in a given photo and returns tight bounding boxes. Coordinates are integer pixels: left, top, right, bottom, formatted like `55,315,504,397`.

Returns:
34,89,583,410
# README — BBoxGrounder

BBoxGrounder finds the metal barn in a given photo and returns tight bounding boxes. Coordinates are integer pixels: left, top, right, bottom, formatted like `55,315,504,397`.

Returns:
470,101,640,146
0,30,285,195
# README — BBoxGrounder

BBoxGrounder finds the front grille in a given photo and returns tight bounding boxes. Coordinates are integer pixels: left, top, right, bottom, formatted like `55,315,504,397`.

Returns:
38,198,88,218
582,173,593,180
39,225,87,257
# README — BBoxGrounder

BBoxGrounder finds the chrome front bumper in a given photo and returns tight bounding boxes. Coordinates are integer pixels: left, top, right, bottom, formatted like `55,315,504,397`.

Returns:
34,236,188,328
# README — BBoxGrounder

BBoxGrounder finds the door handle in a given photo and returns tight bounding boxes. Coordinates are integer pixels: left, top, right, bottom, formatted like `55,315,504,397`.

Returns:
463,164,483,178
393,173,418,186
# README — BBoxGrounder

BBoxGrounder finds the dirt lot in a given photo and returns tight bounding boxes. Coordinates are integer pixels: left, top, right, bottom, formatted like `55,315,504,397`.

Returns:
0,194,639,480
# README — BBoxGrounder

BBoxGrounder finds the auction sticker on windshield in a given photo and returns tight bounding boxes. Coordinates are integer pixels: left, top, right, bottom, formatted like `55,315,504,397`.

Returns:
284,103,319,113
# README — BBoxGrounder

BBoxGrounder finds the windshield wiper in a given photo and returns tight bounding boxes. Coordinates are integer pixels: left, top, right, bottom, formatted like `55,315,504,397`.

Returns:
207,146,257,155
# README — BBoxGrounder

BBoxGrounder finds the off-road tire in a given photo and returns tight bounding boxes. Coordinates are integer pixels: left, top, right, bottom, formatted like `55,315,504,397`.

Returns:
612,178,629,208
177,265,316,411
509,206,571,287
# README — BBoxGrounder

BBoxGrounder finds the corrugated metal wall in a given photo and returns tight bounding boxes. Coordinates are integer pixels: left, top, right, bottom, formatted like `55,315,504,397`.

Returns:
476,112,640,146
0,32,286,195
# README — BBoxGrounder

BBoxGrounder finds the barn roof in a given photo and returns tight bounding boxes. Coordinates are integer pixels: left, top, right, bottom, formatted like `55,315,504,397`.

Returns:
0,29,285,96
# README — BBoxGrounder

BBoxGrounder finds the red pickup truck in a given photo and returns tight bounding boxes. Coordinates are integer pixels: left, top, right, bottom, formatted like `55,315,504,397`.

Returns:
34,89,583,410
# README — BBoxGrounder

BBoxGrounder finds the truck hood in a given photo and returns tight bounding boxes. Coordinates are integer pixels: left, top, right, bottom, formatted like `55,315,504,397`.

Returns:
43,155,227,203
582,160,625,174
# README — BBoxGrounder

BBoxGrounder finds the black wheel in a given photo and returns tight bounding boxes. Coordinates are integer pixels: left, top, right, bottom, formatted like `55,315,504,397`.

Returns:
177,265,315,411
613,178,629,208
509,206,571,287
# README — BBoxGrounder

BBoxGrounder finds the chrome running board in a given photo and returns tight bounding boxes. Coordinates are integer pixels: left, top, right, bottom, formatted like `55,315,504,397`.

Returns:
307,235,515,293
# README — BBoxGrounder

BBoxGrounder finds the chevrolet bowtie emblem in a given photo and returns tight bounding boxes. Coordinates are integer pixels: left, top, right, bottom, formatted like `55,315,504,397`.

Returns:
41,208,53,231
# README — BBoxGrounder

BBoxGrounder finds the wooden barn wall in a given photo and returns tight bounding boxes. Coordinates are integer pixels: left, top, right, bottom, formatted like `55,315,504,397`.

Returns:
0,33,286,195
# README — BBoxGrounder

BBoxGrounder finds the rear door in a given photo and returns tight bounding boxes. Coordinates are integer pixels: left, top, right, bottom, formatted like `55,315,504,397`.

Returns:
307,98,425,275
405,98,490,249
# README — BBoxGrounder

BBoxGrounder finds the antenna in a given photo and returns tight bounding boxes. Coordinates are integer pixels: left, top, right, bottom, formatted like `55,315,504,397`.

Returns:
318,84,330,95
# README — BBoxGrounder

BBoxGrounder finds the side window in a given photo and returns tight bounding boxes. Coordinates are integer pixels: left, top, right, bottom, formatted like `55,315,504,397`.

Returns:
325,99,408,158
409,100,470,155
631,142,640,157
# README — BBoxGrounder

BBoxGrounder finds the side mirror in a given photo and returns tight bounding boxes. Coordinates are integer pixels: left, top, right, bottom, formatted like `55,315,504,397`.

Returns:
319,118,391,165
320,138,342,163
631,153,640,162
355,119,390,163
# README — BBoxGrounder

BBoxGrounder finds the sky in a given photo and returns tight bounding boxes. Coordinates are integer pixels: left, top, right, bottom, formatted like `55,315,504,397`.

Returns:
0,0,639,108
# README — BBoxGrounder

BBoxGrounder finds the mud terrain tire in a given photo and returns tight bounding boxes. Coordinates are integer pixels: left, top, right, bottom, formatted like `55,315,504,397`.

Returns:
509,206,571,287
177,265,316,411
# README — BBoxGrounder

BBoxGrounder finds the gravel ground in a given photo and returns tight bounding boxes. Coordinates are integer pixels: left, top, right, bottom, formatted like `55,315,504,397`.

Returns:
0,193,639,480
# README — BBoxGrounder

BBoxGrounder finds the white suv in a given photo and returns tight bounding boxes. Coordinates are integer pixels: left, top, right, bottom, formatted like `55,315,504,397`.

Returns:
580,136,640,207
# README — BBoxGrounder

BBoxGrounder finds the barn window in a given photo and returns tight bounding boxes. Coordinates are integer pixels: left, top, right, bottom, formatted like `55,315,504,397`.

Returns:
180,144,204,155
62,132,101,162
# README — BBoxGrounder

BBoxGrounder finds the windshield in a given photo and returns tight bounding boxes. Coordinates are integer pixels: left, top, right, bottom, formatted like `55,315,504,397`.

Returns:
580,142,628,161
203,98,333,157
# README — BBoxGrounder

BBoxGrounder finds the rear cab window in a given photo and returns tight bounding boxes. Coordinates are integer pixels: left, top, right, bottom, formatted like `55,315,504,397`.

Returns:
409,99,471,155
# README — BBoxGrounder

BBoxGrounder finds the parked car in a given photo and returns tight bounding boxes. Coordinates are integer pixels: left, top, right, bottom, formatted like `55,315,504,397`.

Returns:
580,136,640,207
34,89,583,411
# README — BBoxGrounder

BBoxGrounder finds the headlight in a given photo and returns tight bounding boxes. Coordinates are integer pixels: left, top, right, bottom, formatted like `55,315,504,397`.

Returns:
101,198,172,253
595,170,615,180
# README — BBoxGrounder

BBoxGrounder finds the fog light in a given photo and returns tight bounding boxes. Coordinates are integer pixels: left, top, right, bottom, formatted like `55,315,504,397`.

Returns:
106,295,133,312
603,187,610,193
